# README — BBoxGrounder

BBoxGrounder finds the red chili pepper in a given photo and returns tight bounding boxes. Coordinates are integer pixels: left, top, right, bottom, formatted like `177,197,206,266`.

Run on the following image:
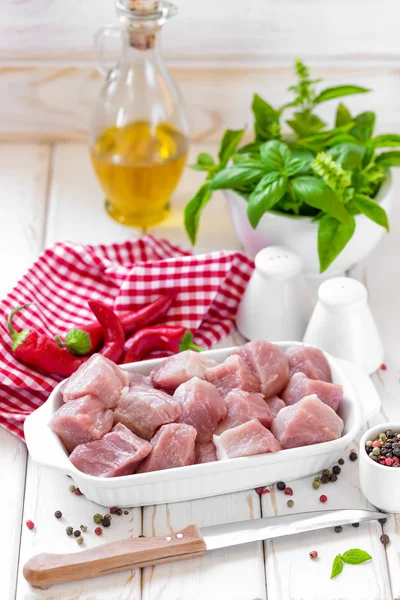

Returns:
56,294,175,356
8,302,124,377
87,300,124,363
122,326,204,364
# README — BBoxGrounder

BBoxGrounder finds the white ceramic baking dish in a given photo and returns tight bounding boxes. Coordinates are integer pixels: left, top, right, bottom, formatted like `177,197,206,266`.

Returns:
24,343,381,508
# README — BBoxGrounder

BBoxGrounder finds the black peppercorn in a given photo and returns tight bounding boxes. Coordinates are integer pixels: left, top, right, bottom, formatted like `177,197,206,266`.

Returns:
330,473,338,482
380,534,390,545
332,465,341,475
349,452,358,461
386,430,393,438
379,518,387,525
73,529,81,537
54,510,62,519
276,481,286,491
102,517,111,527
320,474,330,483
338,458,345,465
334,526,343,533
352,523,360,528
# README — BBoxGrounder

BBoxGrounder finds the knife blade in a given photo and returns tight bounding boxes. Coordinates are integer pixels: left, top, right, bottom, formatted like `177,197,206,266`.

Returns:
23,508,384,587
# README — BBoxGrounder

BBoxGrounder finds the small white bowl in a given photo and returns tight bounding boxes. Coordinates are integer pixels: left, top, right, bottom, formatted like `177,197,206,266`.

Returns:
359,422,400,513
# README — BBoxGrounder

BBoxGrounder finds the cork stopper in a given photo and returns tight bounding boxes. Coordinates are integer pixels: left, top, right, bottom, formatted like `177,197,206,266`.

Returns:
124,0,160,12
116,0,176,49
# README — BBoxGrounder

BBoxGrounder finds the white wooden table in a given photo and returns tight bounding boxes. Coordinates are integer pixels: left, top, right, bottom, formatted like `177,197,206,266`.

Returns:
1,141,400,600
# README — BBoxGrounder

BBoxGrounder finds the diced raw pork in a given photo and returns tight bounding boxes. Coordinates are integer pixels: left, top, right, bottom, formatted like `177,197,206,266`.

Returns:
113,386,181,440
62,354,129,408
282,372,342,412
151,350,218,392
69,423,152,477
136,423,197,473
49,395,113,453
214,419,282,460
205,355,260,396
195,442,217,464
271,394,344,449
127,372,153,388
233,340,290,397
174,377,226,443
214,390,273,435
286,346,332,382
265,395,286,418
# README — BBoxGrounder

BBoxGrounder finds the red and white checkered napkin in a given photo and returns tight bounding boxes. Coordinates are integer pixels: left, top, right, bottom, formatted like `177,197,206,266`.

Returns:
0,235,254,440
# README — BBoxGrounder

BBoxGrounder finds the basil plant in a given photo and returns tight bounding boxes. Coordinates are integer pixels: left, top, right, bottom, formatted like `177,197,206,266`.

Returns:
185,60,399,272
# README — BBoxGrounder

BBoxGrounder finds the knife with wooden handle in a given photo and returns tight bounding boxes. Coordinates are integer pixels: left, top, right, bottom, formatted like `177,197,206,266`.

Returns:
23,509,383,587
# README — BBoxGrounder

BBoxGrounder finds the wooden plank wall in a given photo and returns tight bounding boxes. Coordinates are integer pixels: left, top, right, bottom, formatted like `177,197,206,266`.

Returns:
1,0,400,141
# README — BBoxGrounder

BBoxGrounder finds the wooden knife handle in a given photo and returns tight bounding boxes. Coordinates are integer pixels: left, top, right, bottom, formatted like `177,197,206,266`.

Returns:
23,524,206,587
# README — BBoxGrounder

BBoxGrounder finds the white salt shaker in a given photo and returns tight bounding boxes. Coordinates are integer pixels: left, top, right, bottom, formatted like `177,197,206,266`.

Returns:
303,277,384,374
236,246,313,342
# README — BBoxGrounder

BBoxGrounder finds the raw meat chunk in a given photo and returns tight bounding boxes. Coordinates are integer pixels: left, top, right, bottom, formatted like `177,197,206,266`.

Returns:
271,394,344,449
233,340,289,397
113,386,181,440
151,350,218,392
205,355,260,396
282,372,342,411
62,354,129,408
195,442,217,464
127,372,152,388
49,395,113,453
215,390,273,434
286,346,332,382
265,395,285,418
214,419,282,460
69,423,152,477
174,377,227,443
137,423,197,473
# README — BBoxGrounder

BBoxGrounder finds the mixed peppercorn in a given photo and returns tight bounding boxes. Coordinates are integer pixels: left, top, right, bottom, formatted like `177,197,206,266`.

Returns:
365,430,400,467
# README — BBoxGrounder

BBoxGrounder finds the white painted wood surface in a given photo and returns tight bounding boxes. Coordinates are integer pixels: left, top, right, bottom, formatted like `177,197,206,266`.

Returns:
1,140,400,599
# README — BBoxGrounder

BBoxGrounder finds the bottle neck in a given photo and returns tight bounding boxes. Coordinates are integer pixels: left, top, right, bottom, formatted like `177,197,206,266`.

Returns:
124,30,162,62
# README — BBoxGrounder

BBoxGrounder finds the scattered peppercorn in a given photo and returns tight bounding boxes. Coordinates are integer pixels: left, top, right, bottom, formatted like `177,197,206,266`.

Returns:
309,550,318,559
380,363,387,371
93,514,103,525
26,520,34,530
334,526,343,533
73,529,80,537
76,536,84,545
66,526,73,536
124,510,129,515
110,507,119,514
287,499,294,508
284,487,293,496
338,458,344,465
320,474,330,484
380,534,390,545
319,495,328,503
314,476,321,483
255,487,263,495
80,525,87,532
104,513,111,520
322,469,330,477
352,523,360,528
54,510,62,519
69,485,76,493
312,480,321,490
379,518,387,525
332,465,341,475
277,481,286,491
74,488,83,496
102,517,111,527
349,451,358,461
116,508,123,515
261,489,270,495
330,474,338,482
95,527,103,536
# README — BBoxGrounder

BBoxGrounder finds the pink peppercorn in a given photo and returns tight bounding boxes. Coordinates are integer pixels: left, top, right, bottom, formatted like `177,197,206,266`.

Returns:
393,457,399,464
380,364,387,371
109,506,119,514
26,520,34,530
284,487,293,496
309,550,318,559
372,440,382,448
94,527,103,536
319,495,328,503
255,487,263,495
74,488,83,496
386,458,393,466
261,488,270,495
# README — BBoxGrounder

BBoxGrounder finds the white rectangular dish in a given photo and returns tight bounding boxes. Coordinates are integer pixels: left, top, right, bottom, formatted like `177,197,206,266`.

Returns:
24,342,381,508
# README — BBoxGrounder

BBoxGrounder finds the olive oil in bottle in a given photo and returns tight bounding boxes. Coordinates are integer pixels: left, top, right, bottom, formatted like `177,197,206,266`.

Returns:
91,121,188,229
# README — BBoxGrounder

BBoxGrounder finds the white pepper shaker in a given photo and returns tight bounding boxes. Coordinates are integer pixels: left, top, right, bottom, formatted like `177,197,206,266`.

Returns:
303,277,384,374
236,246,313,342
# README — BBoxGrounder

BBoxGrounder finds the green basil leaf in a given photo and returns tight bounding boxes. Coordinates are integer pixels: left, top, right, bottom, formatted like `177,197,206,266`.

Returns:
260,140,291,173
286,111,326,137
292,176,351,224
376,150,400,167
324,134,358,148
286,156,313,176
252,94,280,141
341,549,372,565
327,143,364,170
247,174,287,227
330,555,344,579
335,103,352,127
315,85,370,104
362,145,375,168
318,214,356,273
351,112,376,143
190,152,216,172
372,134,400,148
209,165,265,190
184,184,212,245
353,193,389,231
237,141,262,156
218,128,246,166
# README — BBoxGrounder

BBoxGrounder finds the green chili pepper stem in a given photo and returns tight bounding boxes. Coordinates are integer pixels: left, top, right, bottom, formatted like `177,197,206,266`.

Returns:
179,330,205,353
7,304,32,351
55,335,65,348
